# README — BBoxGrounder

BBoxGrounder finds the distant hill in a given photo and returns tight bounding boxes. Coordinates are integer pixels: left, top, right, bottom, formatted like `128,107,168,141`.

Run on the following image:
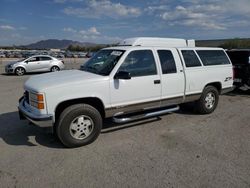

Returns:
20,39,99,50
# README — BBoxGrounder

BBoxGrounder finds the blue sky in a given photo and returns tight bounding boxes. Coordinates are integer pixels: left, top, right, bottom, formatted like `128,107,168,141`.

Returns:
0,0,250,45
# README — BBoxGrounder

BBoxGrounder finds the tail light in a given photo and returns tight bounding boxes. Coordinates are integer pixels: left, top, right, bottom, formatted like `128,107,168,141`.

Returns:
61,60,65,64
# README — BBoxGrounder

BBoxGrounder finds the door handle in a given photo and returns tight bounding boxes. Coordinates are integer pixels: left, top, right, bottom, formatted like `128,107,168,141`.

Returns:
154,80,161,84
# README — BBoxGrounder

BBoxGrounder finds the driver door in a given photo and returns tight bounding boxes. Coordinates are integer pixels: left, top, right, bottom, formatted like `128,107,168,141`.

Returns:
25,57,40,72
109,49,161,114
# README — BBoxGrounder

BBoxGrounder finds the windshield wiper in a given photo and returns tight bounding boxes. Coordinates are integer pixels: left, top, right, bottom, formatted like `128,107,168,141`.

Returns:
81,66,107,75
81,66,97,73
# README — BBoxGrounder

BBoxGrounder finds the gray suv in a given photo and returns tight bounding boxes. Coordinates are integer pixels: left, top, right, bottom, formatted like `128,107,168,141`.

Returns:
5,55,65,76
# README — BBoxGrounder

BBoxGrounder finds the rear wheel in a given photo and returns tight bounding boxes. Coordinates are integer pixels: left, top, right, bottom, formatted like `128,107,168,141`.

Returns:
56,104,102,148
15,67,25,76
51,66,60,72
195,86,219,114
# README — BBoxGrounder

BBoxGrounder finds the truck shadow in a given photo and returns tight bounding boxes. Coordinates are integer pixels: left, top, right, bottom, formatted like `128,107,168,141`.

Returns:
0,111,163,148
0,111,64,148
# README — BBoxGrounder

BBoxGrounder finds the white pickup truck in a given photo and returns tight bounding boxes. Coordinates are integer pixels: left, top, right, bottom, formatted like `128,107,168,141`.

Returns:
18,37,233,147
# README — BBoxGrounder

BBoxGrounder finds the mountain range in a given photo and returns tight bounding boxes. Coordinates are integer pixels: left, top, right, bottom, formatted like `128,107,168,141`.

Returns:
11,38,250,49
20,39,99,49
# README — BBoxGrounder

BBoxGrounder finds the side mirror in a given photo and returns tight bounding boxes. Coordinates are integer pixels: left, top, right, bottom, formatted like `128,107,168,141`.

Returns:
114,71,131,80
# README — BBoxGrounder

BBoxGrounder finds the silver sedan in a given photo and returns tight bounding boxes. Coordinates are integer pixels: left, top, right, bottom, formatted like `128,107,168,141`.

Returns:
5,55,65,76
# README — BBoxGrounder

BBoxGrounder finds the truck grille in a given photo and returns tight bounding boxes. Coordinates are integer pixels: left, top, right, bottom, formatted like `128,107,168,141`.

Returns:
24,91,29,104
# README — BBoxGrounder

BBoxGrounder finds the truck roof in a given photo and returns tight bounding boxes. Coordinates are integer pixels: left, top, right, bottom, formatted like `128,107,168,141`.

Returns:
104,46,224,51
117,37,195,48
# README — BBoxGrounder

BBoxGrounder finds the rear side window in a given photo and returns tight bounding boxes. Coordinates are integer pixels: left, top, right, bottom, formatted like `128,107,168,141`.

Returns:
181,50,201,67
118,50,157,77
40,56,52,61
157,50,177,74
196,50,230,66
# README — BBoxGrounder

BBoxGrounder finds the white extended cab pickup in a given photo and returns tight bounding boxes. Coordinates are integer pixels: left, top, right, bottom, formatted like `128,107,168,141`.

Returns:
18,37,233,147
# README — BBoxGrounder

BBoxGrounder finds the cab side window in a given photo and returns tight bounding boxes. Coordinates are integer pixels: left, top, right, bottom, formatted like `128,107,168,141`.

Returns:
40,56,52,61
157,50,177,74
118,50,157,77
27,57,39,62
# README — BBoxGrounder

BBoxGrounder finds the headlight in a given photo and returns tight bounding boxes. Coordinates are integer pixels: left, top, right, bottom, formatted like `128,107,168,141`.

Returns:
8,64,13,68
29,92,45,110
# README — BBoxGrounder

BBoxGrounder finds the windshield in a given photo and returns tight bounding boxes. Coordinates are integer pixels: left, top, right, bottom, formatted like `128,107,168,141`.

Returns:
81,49,125,76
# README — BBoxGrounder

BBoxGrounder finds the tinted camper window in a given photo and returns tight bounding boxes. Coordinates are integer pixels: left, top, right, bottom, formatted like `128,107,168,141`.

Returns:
196,50,230,66
181,50,201,67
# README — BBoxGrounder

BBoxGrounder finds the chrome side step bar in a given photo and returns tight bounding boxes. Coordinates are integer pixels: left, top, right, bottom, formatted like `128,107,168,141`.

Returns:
112,106,179,124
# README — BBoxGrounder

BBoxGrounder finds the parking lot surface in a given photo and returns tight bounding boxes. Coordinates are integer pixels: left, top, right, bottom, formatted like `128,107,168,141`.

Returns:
0,59,250,188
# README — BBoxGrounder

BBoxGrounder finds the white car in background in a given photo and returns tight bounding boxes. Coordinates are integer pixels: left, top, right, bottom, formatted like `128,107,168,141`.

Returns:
5,55,65,76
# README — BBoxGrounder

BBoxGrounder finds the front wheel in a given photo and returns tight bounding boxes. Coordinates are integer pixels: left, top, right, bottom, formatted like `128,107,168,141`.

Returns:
195,86,219,114
15,67,25,76
56,104,102,148
51,66,60,72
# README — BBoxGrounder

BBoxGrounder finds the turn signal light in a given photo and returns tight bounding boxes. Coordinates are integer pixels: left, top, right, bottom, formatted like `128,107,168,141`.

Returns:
37,94,44,101
37,103,44,109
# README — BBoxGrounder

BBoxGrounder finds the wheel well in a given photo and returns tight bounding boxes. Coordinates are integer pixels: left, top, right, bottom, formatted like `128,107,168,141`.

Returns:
205,82,222,93
55,97,105,123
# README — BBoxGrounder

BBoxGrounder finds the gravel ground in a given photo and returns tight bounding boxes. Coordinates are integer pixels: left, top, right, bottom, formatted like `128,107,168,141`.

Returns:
0,59,249,188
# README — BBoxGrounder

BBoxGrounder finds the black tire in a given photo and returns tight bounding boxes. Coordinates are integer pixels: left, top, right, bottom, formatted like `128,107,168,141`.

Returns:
195,86,219,114
15,67,25,76
51,66,60,72
56,104,102,148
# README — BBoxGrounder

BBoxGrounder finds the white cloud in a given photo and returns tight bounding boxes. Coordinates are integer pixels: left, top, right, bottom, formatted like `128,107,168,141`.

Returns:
53,0,84,3
19,26,27,30
63,26,121,43
160,5,226,30
44,15,63,20
63,26,100,36
63,27,77,33
146,0,250,30
63,26,101,40
63,0,141,18
53,0,67,3
0,25,15,30
88,27,100,35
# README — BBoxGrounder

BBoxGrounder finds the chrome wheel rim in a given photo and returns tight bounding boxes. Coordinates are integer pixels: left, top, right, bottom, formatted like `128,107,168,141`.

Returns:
51,66,59,72
16,68,24,75
205,92,215,109
69,115,94,140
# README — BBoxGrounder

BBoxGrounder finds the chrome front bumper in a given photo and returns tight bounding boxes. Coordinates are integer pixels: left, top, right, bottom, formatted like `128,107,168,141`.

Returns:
18,97,53,128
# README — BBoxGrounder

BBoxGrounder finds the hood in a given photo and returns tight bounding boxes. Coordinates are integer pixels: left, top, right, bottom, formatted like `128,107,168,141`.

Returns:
24,70,107,92
7,59,24,66
7,61,20,66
